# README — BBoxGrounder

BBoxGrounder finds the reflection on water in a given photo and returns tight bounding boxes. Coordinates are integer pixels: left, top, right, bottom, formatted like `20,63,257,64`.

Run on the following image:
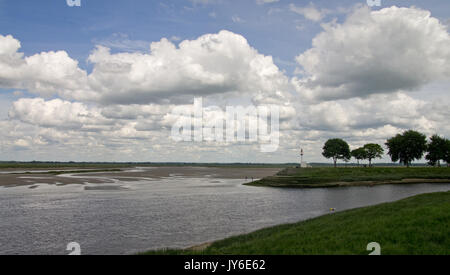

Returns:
0,170,449,255
84,185,131,191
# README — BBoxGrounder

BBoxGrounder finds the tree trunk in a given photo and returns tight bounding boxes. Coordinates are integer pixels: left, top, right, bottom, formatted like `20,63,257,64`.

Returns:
334,158,337,168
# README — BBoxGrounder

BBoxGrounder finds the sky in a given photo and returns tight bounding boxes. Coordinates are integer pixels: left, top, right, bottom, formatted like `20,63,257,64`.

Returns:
0,0,449,163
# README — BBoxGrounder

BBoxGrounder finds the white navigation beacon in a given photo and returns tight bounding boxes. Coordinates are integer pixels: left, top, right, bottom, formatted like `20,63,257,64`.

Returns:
300,148,308,168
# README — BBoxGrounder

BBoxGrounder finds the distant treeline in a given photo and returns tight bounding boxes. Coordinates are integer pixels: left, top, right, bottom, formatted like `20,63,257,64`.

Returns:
0,161,430,169
0,161,296,169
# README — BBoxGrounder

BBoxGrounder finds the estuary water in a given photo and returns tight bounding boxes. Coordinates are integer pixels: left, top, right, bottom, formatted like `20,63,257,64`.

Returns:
0,167,449,255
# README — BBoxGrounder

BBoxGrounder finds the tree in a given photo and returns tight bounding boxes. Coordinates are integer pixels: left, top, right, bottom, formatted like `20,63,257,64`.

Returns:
351,147,367,166
385,130,427,167
363,143,384,167
444,139,450,167
322,139,351,168
425,135,448,167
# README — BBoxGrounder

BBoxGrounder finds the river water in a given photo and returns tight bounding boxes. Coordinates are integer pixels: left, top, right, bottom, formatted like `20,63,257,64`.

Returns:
0,167,449,255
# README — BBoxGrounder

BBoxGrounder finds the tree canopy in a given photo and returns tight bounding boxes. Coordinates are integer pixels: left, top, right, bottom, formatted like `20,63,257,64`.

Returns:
321,131,447,168
363,143,384,167
385,130,427,167
322,138,351,167
425,135,448,167
445,140,450,166
351,147,367,166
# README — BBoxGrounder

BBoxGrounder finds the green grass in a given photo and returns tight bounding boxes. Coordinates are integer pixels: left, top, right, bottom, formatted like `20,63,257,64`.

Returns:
247,167,450,188
142,191,450,255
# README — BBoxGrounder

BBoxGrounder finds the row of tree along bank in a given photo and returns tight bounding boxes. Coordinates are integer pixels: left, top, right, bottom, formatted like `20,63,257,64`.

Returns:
322,130,450,168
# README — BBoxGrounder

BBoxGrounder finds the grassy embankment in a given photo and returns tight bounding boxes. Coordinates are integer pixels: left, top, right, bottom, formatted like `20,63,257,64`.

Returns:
245,167,450,188
142,191,450,255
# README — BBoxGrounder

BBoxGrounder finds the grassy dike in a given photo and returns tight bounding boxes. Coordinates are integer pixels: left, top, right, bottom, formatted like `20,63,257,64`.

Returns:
143,191,450,255
245,167,450,188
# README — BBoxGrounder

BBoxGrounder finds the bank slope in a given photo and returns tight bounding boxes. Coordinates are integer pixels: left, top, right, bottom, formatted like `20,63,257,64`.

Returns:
143,191,450,255
246,167,450,188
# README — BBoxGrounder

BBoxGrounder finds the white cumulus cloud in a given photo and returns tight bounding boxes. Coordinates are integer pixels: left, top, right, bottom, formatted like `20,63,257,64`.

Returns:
1,31,290,106
86,30,289,105
293,6,450,102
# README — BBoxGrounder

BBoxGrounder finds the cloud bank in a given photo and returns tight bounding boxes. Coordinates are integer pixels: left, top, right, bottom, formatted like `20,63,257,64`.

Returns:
1,6,449,162
293,6,450,101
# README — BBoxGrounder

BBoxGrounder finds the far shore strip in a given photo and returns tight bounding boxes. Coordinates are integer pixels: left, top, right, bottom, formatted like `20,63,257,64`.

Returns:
246,178,450,188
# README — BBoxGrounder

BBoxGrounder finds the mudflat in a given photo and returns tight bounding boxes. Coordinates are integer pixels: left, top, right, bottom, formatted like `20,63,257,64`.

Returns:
0,166,282,187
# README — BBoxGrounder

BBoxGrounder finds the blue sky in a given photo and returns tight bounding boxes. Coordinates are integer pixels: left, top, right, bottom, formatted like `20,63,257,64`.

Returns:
0,0,449,163
1,0,322,73
2,0,447,74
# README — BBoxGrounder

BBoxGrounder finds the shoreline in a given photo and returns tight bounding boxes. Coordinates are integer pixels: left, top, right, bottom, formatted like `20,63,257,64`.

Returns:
150,178,450,254
244,167,450,189
245,178,450,188
142,191,450,255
